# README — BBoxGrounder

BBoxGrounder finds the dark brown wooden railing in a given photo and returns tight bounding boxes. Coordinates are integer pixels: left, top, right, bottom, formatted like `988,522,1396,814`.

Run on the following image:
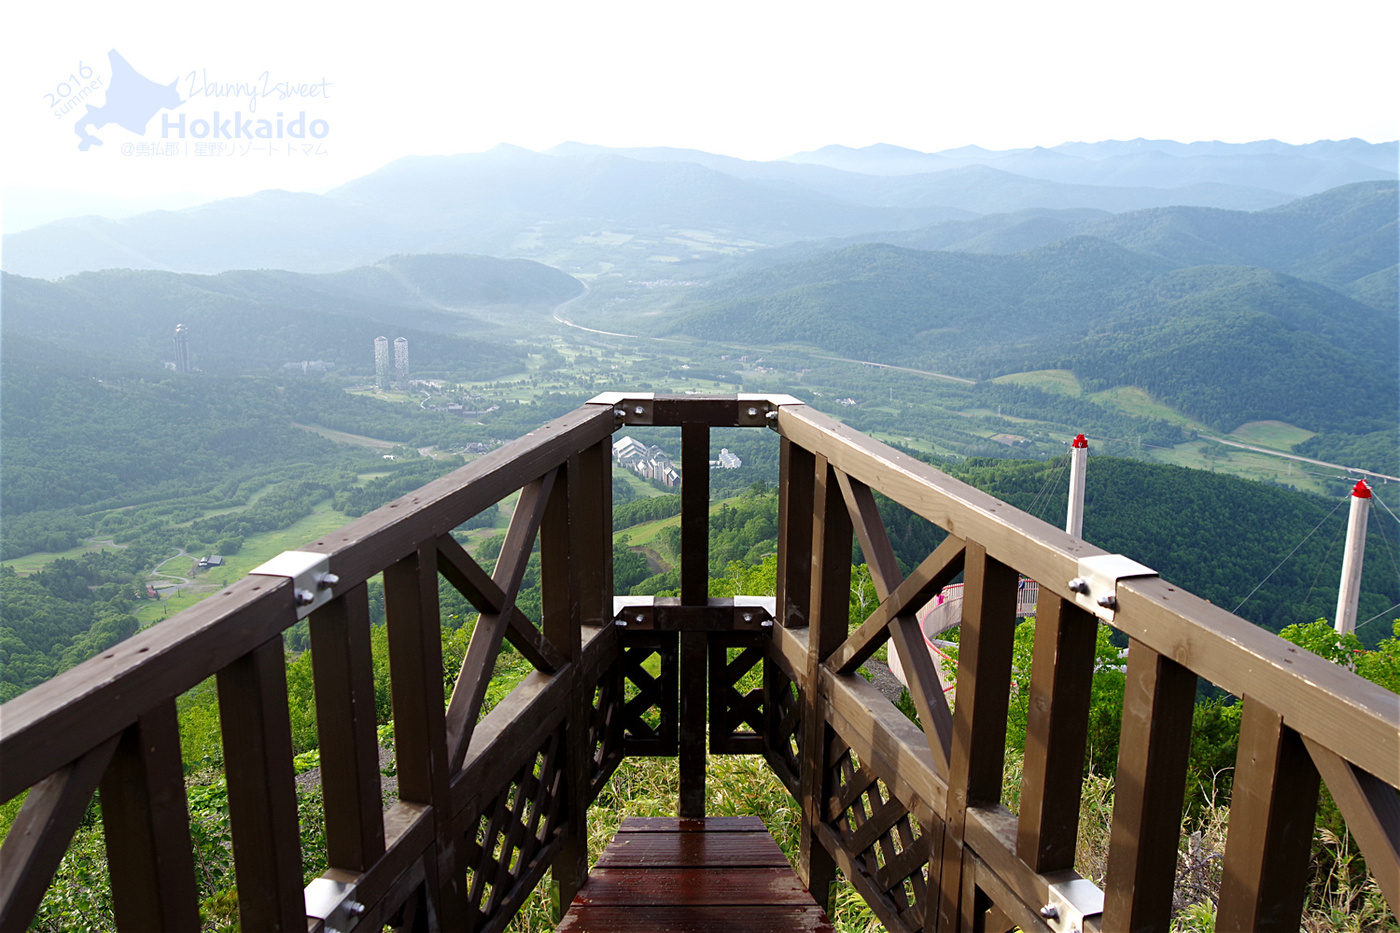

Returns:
1,394,1395,932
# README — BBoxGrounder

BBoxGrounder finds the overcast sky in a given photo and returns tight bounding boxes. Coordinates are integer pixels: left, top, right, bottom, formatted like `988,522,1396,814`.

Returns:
2,0,1396,223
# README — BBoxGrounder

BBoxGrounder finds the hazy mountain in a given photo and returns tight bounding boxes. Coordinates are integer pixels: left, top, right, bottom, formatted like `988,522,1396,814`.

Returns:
786,139,1398,195
0,253,579,375
7,140,1366,279
648,238,1397,432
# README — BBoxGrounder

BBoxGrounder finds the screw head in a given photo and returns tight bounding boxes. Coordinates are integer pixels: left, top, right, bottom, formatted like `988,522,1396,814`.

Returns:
345,901,366,917
1040,903,1059,920
635,613,644,623
1097,594,1118,609
615,618,628,628
761,618,773,628
742,612,753,622
317,572,339,590
294,588,316,606
1068,577,1089,594
614,408,627,418
747,407,758,417
765,410,778,420
634,405,645,415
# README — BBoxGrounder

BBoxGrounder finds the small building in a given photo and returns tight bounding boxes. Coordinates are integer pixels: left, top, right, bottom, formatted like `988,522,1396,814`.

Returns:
715,448,742,469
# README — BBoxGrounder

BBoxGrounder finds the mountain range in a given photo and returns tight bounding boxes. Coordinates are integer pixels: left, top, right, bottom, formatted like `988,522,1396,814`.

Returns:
6,139,1394,280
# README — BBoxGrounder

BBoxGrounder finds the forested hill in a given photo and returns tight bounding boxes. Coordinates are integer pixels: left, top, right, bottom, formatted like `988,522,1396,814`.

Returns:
656,238,1397,434
0,253,582,374
761,180,1397,311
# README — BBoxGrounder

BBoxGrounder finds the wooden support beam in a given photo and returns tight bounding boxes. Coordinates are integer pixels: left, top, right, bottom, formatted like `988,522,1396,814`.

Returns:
216,637,305,932
828,535,964,675
1302,735,1400,911
100,700,201,932
309,584,386,872
679,631,708,818
435,534,564,673
1102,641,1197,933
1216,698,1320,932
0,737,118,933
1016,596,1098,873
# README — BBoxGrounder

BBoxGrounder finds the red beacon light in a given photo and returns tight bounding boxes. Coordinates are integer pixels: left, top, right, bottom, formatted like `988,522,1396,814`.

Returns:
1071,434,1088,449
1351,480,1372,498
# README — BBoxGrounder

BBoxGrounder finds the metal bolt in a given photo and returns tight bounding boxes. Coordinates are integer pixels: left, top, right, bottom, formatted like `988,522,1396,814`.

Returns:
742,612,753,623
1068,577,1089,594
317,572,339,590
761,619,773,628
1097,594,1118,610
294,588,316,606
765,410,778,420
747,407,758,417
634,405,645,416
345,901,366,917
636,613,644,623
616,618,628,628
1040,904,1059,920
614,408,626,418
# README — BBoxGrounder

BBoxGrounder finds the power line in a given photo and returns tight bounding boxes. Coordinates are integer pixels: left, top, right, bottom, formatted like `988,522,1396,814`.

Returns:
1233,496,1347,615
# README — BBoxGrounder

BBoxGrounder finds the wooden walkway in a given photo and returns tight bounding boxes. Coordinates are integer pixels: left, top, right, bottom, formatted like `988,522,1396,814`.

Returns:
557,816,835,932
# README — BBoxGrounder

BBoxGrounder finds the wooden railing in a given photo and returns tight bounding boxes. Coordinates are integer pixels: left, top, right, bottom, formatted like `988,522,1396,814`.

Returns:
1,394,1395,933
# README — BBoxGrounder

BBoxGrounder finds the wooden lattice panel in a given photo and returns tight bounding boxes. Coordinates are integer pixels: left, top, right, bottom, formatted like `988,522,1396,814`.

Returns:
588,656,625,797
463,723,567,927
618,632,679,755
709,633,765,754
825,738,931,933
763,658,803,797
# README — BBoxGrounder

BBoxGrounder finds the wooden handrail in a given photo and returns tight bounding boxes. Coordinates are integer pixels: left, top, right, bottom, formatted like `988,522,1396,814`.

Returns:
0,394,1394,933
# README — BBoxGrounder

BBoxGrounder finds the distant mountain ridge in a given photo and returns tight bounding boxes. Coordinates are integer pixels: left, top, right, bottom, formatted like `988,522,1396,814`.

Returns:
8,138,1390,279
0,254,579,375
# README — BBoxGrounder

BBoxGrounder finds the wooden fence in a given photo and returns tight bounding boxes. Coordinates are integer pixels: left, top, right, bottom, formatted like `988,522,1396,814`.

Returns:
1,394,1395,932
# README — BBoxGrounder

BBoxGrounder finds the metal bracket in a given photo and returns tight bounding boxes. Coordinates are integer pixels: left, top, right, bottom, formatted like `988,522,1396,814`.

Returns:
305,876,366,933
1039,877,1104,933
588,391,654,426
1067,553,1157,621
250,550,336,620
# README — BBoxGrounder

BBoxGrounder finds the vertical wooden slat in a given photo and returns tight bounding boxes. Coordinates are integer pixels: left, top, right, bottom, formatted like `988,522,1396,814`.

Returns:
679,630,708,818
216,636,304,932
384,542,469,929
309,584,386,871
1016,595,1098,873
0,736,118,933
680,421,710,605
541,460,578,659
777,438,815,629
100,700,200,931
936,540,1018,932
797,455,850,909
576,439,613,627
1101,640,1197,933
1216,697,1319,932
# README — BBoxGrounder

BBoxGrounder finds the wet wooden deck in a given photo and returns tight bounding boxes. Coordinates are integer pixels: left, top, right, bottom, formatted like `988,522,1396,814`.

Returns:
557,816,835,932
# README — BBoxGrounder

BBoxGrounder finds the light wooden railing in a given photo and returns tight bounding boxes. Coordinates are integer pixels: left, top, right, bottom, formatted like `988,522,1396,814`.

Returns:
1,394,1395,933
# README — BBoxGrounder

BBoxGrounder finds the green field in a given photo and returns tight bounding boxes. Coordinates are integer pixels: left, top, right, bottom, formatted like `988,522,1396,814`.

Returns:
3,540,127,575
1086,386,1208,431
1229,420,1315,451
992,369,1082,396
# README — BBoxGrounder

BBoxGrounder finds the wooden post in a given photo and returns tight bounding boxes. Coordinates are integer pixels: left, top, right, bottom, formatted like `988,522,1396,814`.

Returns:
777,438,816,629
100,700,200,931
308,584,386,871
216,637,305,932
1016,596,1098,872
935,541,1018,932
1102,641,1197,932
384,542,468,929
797,455,850,910
679,423,711,817
1216,697,1320,931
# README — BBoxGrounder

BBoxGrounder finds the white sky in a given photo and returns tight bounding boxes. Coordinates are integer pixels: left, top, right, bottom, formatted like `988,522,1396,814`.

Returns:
1,0,1396,214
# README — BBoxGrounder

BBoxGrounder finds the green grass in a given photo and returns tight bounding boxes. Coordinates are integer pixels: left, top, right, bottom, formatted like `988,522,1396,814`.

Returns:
136,501,354,624
1086,386,1208,431
613,467,670,500
292,422,399,449
992,368,1082,396
613,495,742,550
1229,420,1315,450
2,540,126,575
